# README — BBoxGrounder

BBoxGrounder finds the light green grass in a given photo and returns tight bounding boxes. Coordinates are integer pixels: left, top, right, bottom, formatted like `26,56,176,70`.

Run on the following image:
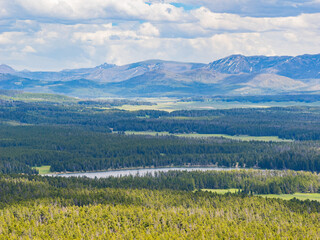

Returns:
33,166,52,175
115,98,320,111
0,120,33,126
202,189,240,194
202,189,320,202
258,193,320,202
117,103,176,112
166,116,220,120
18,93,76,102
175,133,291,142
0,92,77,103
122,131,292,142
124,131,171,136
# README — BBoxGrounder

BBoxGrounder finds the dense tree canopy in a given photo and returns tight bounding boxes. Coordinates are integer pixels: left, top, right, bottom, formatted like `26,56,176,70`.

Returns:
2,100,320,140
1,125,320,173
1,97,320,238
0,173,320,239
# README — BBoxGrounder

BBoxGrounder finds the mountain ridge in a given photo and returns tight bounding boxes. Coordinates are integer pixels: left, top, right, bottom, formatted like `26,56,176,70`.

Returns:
1,54,320,97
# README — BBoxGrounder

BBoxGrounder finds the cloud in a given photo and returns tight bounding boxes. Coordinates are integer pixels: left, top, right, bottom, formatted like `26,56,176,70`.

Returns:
1,0,187,22
157,0,320,17
191,8,320,32
70,23,320,66
0,32,25,45
22,45,36,53
138,23,160,36
0,0,319,71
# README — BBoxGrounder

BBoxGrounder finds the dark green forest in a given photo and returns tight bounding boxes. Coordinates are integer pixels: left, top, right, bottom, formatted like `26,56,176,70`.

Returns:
1,170,319,197
2,125,320,173
2,100,320,140
2,99,320,173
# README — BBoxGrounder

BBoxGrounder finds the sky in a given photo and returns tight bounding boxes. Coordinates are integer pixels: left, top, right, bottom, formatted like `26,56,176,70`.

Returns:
1,0,320,71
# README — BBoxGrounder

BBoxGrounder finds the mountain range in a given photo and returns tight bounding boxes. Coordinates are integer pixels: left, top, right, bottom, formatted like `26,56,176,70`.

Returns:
1,54,320,97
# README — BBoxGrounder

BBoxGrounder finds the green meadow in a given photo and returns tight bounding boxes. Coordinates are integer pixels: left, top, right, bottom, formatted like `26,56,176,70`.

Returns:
123,131,292,142
33,165,52,175
116,98,320,112
202,189,320,202
258,193,320,202
202,189,240,194
0,92,77,103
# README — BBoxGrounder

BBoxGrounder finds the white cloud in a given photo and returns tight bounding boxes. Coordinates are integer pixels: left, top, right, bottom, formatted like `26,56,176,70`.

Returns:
0,0,319,70
157,0,320,17
22,45,36,53
138,22,160,36
1,0,187,22
191,8,320,32
0,32,25,45
73,24,139,45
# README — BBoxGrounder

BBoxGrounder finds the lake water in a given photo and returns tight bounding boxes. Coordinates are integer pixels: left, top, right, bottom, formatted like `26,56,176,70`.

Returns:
53,167,236,179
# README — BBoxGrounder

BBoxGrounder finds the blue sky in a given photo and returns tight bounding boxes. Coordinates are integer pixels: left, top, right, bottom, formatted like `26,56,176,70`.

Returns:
1,0,320,70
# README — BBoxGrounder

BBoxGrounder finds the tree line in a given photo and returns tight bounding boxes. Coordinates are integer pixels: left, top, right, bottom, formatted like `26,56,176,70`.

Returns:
1,169,319,197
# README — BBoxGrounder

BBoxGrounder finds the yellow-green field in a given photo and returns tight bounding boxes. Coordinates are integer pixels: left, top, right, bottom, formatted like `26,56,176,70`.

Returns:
115,98,320,111
116,99,271,112
258,193,320,202
202,189,320,202
175,133,291,142
166,116,220,120
122,131,292,142
0,92,77,103
0,120,33,126
33,165,52,175
202,189,240,194
116,98,271,112
124,131,171,136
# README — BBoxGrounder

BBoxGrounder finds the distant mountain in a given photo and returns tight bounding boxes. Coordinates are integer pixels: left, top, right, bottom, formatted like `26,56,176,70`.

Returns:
207,55,291,74
16,60,205,83
0,64,16,74
208,54,320,79
1,54,320,97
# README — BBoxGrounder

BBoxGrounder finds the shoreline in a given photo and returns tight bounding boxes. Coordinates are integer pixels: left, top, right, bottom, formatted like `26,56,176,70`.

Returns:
44,165,247,176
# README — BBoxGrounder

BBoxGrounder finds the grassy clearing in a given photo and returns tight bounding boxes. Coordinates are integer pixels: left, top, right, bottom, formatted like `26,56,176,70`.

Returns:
115,98,320,111
117,103,176,112
166,116,220,120
202,189,239,194
124,131,171,136
258,193,320,202
202,189,320,202
0,120,33,126
33,166,52,175
175,133,291,142
0,92,77,103
122,131,292,142
18,93,77,102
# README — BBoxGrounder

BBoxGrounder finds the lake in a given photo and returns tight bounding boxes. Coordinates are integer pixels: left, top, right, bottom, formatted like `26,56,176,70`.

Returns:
53,167,236,178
